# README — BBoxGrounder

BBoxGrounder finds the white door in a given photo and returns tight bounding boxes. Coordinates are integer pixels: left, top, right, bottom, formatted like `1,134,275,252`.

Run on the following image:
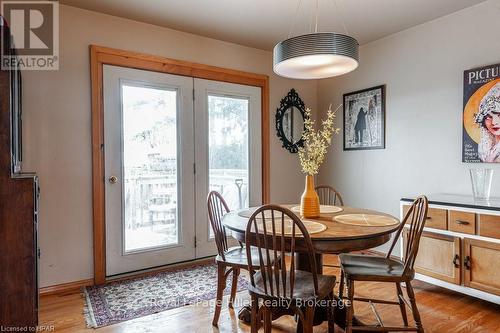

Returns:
104,65,195,277
103,66,263,276
194,79,262,257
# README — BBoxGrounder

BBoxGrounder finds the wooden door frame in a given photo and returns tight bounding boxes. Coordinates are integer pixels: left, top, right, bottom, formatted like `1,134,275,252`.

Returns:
90,45,270,284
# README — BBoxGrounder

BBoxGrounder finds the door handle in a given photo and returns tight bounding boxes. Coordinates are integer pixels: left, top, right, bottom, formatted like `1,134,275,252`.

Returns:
109,176,118,184
452,254,460,268
464,256,471,270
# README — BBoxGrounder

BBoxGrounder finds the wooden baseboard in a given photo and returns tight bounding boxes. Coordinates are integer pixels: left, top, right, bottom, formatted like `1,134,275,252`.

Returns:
106,256,215,284
39,278,94,296
367,249,385,256
367,249,401,261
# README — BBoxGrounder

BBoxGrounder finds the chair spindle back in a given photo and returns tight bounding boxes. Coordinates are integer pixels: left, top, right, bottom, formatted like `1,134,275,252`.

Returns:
386,196,428,275
207,191,231,260
245,205,319,299
315,185,344,206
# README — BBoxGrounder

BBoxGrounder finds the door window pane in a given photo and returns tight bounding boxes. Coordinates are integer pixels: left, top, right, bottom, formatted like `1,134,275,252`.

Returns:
208,95,249,220
122,84,178,252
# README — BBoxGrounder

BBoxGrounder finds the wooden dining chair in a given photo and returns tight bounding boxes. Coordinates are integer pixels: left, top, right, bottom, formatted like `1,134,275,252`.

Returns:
338,195,428,333
207,191,275,327
245,205,336,333
315,185,344,206
316,185,344,269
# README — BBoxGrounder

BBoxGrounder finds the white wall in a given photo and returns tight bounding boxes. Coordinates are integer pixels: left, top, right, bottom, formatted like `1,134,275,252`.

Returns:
317,0,500,253
21,5,316,287
23,0,499,287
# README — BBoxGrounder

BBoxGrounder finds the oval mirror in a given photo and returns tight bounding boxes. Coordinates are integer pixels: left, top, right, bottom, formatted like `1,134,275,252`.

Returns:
276,89,307,153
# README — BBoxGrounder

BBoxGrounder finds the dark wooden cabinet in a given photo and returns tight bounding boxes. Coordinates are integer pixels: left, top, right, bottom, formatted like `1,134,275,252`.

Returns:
0,18,39,328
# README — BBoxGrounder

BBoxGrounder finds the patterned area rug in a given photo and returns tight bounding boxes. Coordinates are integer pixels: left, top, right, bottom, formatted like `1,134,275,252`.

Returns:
83,263,248,328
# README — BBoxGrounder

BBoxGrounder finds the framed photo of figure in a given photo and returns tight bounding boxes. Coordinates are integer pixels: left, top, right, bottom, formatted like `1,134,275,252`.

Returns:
343,85,386,151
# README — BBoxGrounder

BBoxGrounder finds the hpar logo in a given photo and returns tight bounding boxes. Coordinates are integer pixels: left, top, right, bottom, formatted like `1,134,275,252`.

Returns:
1,0,59,70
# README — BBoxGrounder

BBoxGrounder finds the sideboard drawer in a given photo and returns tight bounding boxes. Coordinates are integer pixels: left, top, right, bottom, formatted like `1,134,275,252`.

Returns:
477,214,500,239
404,205,447,230
425,208,448,230
448,210,476,235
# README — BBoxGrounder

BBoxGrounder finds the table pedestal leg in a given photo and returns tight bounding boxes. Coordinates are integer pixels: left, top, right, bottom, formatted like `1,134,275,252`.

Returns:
295,252,322,274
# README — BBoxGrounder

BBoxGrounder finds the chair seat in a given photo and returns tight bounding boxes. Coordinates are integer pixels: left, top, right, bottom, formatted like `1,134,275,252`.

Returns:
339,253,413,281
216,246,277,269
248,269,336,301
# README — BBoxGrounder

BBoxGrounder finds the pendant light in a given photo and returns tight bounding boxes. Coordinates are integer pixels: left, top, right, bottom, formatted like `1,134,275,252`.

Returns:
273,0,359,79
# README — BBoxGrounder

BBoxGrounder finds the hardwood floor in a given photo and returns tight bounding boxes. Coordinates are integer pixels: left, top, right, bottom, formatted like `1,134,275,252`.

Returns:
39,255,500,332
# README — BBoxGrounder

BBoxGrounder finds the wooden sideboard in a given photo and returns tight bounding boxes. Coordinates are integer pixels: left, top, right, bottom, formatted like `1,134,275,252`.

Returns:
0,18,40,328
400,194,500,304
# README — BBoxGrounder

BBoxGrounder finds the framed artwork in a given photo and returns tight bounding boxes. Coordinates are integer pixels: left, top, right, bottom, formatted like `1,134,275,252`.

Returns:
343,85,385,151
462,63,500,163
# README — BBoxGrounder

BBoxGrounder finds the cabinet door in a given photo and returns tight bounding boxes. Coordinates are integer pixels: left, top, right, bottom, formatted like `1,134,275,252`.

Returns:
464,238,500,296
403,229,460,284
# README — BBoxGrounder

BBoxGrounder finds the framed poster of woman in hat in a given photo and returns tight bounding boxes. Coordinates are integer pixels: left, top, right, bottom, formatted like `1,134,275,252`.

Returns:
463,63,500,163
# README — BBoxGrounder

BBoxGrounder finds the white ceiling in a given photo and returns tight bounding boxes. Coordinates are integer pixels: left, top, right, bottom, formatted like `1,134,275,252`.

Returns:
59,0,486,50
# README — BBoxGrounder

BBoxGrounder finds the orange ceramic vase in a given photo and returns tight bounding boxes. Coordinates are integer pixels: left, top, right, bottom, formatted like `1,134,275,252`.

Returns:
300,175,320,218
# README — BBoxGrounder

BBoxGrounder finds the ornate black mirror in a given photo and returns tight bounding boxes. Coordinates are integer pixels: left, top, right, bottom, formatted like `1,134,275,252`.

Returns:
276,89,307,153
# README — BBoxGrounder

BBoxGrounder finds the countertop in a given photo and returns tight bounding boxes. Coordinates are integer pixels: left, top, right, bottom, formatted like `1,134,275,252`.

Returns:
401,193,500,212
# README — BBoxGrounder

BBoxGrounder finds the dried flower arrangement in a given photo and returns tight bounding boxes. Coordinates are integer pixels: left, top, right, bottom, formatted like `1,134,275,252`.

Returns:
298,104,341,175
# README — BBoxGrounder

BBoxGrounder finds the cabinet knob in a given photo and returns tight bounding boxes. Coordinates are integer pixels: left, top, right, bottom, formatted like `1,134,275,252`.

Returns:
109,176,118,184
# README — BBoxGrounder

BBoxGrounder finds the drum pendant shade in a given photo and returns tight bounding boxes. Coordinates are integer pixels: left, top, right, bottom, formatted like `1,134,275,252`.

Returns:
273,32,359,79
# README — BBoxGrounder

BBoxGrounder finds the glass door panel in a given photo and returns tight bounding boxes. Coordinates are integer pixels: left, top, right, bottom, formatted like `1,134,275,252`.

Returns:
121,84,179,253
208,95,249,238
195,79,262,256
208,95,249,210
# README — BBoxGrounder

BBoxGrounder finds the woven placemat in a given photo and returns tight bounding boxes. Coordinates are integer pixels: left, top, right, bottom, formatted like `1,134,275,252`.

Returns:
254,219,327,235
334,214,399,227
291,205,343,214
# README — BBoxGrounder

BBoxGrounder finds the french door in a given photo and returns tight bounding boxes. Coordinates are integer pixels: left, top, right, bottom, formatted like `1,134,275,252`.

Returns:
103,65,261,277
194,79,262,255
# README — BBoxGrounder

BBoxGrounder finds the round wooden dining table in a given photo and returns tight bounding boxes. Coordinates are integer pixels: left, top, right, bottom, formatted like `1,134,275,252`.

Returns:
222,204,401,331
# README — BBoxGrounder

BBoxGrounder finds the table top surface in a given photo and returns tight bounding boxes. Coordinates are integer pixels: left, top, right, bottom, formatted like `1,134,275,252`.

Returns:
223,205,400,241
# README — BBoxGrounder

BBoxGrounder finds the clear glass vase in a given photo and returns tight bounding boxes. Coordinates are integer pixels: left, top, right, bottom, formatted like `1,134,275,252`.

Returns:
469,169,493,200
